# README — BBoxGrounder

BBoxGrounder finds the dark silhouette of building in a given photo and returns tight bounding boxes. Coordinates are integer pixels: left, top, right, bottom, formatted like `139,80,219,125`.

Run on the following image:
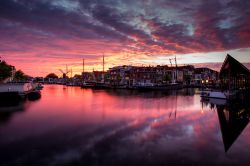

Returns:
216,104,250,152
220,54,250,90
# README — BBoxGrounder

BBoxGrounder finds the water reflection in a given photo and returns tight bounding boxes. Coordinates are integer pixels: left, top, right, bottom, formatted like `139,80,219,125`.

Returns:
104,88,195,98
0,85,250,166
202,98,250,152
0,93,41,125
218,105,249,152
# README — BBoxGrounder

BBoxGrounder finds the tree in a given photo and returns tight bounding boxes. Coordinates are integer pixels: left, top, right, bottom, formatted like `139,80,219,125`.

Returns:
163,74,171,82
0,61,14,81
184,75,192,84
74,74,82,79
46,73,58,79
14,70,29,81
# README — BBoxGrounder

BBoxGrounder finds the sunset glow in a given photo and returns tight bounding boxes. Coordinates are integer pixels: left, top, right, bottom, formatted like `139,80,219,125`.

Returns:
0,0,250,76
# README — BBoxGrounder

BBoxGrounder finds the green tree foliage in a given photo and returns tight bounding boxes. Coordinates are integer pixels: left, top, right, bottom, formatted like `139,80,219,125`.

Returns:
14,70,29,81
46,73,58,79
184,75,191,81
0,61,13,81
74,74,82,79
163,74,171,82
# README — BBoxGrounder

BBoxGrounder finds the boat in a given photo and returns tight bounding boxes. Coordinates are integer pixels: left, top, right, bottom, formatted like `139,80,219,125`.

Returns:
0,82,34,98
66,82,74,86
209,98,227,105
81,81,95,88
27,90,41,101
0,82,43,102
92,82,110,89
200,90,227,99
36,83,44,90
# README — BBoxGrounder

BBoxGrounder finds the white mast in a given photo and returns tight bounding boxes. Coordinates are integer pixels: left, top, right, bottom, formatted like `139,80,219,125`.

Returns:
83,59,84,74
102,54,105,83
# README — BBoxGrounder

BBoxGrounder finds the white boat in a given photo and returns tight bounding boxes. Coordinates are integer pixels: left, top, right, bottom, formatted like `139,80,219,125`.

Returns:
209,98,227,105
0,82,35,100
201,91,227,99
0,82,34,95
81,81,95,88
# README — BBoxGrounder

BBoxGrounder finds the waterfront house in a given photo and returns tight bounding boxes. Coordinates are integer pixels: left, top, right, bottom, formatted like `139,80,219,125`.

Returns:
220,54,250,90
194,67,218,86
155,65,172,85
82,72,95,82
181,65,195,85
131,66,157,87
108,65,133,87
108,65,197,87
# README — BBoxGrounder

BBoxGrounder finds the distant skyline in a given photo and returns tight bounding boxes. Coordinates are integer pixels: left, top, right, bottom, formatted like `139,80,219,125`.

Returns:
0,0,250,76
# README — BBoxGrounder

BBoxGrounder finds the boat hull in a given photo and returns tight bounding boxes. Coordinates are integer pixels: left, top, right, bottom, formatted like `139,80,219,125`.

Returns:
201,91,227,99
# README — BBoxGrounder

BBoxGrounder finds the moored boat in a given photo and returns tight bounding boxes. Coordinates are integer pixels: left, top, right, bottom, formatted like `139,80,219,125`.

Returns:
27,90,41,100
0,82,42,101
0,82,34,98
81,81,95,88
92,82,110,89
200,91,227,99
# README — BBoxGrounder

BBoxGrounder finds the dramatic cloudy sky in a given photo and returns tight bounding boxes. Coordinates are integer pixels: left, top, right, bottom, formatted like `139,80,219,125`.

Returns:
0,0,250,76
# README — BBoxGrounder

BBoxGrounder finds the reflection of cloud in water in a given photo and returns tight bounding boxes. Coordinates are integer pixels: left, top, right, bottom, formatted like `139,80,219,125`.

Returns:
50,111,219,165
49,119,149,165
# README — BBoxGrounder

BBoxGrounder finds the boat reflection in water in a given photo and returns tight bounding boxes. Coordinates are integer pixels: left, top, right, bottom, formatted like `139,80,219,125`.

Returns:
202,98,250,152
0,92,41,125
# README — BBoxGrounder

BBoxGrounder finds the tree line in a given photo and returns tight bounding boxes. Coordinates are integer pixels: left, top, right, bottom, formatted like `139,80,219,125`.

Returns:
0,61,29,82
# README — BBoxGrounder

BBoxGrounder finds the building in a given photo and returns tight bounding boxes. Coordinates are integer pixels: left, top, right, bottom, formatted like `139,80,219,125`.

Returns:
107,65,196,87
193,67,218,86
174,65,195,84
108,65,133,87
219,54,250,90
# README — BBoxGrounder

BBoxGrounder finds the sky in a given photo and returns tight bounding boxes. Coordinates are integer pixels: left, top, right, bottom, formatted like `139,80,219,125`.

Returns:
0,0,250,77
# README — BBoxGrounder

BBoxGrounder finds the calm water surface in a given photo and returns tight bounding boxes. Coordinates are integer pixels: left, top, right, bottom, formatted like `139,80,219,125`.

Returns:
0,85,250,166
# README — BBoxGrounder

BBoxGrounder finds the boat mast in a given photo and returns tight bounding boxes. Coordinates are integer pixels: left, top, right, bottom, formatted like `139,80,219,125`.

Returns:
66,65,68,77
102,54,105,83
169,59,172,67
82,59,84,74
175,56,178,81
102,54,104,73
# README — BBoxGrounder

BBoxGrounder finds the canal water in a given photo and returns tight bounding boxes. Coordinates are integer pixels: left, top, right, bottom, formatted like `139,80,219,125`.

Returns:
0,85,250,166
